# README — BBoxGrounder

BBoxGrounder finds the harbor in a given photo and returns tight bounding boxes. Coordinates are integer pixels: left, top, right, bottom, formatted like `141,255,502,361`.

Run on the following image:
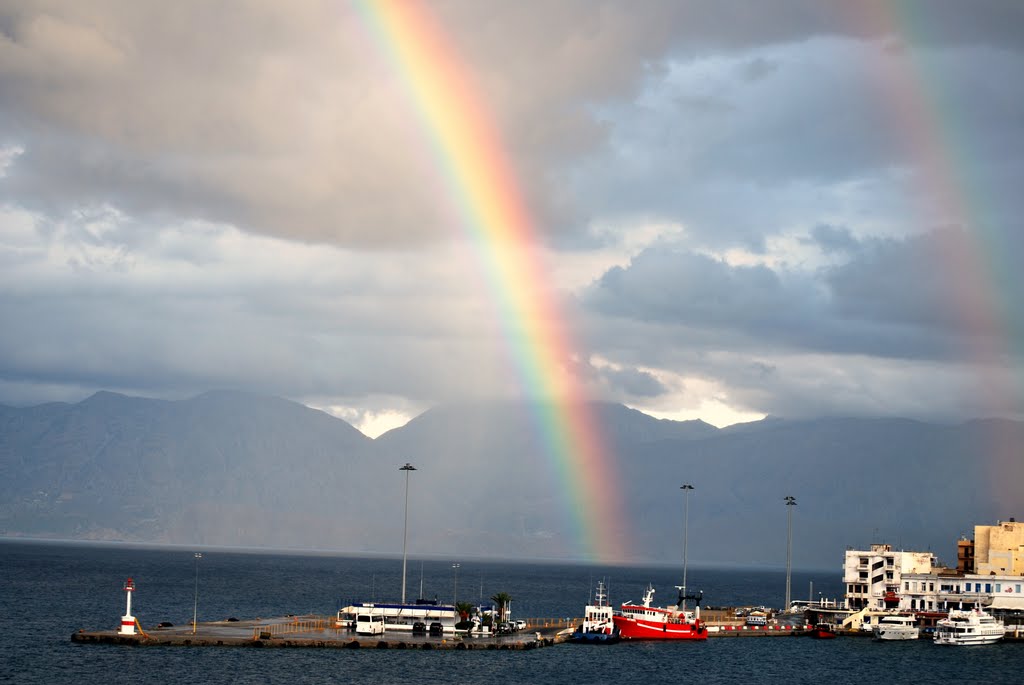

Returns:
69,611,1024,649
10,540,1024,685
63,513,1024,651
69,611,813,650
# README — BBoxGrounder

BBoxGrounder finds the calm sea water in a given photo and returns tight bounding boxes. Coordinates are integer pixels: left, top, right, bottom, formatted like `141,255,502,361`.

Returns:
1,540,1020,684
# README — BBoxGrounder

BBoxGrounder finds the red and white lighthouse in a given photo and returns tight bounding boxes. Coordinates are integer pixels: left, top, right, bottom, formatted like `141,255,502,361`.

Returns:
119,577,136,635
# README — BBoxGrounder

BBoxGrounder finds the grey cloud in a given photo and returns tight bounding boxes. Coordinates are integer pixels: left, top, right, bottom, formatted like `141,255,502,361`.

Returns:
3,1,1020,253
583,228,1019,364
807,224,860,254
597,365,667,399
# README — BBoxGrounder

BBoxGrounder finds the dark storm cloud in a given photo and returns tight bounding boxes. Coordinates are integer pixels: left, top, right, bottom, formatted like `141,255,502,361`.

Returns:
583,228,1012,363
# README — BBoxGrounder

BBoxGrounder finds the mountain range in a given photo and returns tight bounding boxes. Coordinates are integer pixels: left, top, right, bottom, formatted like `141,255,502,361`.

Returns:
2,389,1021,569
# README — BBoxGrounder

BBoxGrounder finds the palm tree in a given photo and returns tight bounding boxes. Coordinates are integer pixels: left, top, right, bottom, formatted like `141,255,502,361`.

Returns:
455,601,475,622
490,592,513,624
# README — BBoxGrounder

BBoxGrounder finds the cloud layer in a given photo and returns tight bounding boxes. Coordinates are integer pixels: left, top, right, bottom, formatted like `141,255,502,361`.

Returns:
1,0,1022,434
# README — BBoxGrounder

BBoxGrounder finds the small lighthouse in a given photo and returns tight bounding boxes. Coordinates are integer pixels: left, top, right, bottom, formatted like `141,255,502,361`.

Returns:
119,577,136,635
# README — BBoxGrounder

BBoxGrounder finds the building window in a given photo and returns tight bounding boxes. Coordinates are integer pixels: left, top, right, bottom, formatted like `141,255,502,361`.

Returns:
996,584,1002,592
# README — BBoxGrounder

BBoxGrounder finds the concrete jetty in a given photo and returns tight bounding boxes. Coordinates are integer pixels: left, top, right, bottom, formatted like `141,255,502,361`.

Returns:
71,616,564,650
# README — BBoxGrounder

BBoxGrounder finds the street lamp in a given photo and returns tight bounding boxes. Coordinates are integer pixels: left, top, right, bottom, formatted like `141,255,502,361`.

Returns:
452,563,461,605
785,496,797,611
680,483,694,610
400,463,417,604
192,552,202,634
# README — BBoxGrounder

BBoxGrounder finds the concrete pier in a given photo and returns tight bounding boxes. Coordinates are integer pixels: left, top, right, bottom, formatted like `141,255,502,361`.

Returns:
71,616,561,650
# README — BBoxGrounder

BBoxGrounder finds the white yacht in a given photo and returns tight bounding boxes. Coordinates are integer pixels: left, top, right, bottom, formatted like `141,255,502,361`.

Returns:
933,608,1004,646
337,599,459,635
872,613,919,641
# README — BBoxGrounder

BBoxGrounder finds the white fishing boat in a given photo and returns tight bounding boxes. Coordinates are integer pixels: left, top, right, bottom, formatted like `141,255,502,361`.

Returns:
568,580,620,644
872,613,919,641
933,608,1004,646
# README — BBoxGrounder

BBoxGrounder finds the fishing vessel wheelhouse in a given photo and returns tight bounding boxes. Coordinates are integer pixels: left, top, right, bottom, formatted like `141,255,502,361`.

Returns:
336,598,459,634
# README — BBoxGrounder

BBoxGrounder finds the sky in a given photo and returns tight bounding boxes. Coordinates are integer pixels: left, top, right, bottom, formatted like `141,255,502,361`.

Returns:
0,0,1022,438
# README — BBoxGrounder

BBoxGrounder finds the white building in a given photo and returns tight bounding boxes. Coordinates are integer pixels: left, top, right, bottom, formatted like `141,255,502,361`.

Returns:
901,572,1024,615
843,544,937,611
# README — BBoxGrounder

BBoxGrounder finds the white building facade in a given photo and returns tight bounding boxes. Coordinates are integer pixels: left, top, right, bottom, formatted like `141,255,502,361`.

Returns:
901,572,1024,615
843,544,937,611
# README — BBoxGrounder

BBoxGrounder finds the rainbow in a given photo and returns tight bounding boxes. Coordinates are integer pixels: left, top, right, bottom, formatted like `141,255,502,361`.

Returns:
850,4,1023,507
357,1,628,562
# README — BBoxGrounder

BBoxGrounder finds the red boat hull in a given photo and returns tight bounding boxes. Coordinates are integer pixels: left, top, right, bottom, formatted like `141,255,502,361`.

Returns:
613,615,708,640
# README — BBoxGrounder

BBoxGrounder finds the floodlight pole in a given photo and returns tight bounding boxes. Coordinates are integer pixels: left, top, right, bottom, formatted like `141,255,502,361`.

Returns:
192,552,202,634
400,463,417,604
785,496,797,611
680,483,694,610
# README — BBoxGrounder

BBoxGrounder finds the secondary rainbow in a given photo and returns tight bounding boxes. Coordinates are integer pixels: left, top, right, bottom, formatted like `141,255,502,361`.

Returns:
849,3,1023,506
357,0,628,562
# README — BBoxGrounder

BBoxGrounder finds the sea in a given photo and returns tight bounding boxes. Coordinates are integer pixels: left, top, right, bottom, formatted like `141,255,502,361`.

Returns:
1,540,1020,684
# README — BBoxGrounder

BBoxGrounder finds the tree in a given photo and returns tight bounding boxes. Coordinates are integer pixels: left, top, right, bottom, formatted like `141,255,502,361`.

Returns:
490,592,512,623
455,601,475,621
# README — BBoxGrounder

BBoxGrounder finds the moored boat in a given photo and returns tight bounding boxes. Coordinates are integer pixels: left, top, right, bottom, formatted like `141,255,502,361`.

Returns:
813,622,838,639
336,599,459,635
613,585,707,641
745,610,768,627
872,613,919,641
569,580,620,644
933,608,1004,646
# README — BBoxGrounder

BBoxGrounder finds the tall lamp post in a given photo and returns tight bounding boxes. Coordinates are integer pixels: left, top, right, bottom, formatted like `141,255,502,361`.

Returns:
452,563,461,605
400,463,417,604
680,483,694,609
192,552,202,634
784,496,797,611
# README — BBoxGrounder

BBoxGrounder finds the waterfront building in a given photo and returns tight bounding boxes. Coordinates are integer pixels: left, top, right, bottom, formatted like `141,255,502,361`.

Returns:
973,519,1024,576
957,536,975,573
900,570,1024,629
843,544,937,611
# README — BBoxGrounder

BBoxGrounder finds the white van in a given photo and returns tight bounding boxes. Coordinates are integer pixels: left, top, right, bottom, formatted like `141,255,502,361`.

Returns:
355,613,385,636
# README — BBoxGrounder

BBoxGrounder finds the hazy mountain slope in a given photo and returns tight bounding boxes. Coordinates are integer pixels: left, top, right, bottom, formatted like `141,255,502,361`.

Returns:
0,390,380,550
2,391,1021,569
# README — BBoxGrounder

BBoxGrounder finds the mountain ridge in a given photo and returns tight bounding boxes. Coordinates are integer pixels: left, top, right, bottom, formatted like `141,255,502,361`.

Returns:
2,390,1021,568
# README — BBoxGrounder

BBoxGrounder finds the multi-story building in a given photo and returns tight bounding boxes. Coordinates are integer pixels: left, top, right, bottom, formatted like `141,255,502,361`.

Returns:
842,520,1024,627
957,536,975,573
899,570,1024,626
974,519,1024,576
843,544,937,611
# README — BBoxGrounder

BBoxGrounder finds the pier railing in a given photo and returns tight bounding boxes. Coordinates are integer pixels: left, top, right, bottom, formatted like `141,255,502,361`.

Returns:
253,615,334,639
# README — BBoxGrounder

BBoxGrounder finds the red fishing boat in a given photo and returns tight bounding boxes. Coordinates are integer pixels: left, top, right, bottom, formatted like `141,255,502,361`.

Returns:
612,584,707,641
